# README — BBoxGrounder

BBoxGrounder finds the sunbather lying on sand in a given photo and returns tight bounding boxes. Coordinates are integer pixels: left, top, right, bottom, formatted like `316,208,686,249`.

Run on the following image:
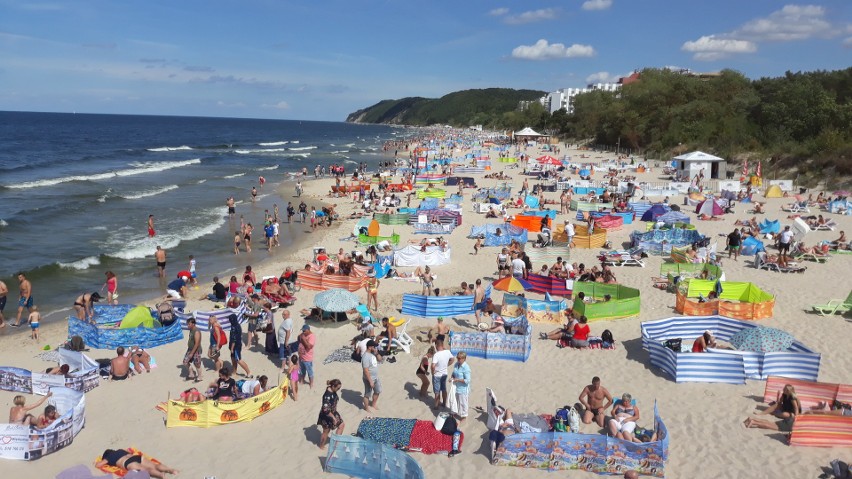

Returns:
96,449,178,479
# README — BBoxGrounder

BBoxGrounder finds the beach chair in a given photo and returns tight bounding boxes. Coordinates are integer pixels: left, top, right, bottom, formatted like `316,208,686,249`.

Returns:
601,246,645,267
782,201,809,213
811,291,852,316
792,244,830,263
755,252,780,272
355,304,380,327
811,220,837,231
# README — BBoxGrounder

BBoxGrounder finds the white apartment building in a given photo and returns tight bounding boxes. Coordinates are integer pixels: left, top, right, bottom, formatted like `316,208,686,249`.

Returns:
543,82,621,114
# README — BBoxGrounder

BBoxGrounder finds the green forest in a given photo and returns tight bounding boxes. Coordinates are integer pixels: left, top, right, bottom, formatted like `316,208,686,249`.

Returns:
346,68,851,183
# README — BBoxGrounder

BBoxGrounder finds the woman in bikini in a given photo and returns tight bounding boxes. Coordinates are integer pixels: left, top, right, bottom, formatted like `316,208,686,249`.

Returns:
745,384,801,432
244,223,253,252
102,271,118,305
9,392,51,426
416,347,435,398
96,448,178,479
608,393,640,441
365,273,380,311
73,292,101,323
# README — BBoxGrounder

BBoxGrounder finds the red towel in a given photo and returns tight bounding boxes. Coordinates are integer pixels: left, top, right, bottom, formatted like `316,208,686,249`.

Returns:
408,420,464,454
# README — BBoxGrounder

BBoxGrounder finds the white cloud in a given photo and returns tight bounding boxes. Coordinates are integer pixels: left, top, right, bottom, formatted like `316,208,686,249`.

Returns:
681,35,757,61
582,0,612,11
585,71,620,84
504,8,559,25
488,7,509,16
736,4,832,41
511,39,596,60
261,100,290,110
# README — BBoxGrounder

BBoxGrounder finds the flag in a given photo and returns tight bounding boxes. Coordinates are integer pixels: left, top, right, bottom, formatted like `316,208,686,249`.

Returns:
756,160,762,177
742,158,748,176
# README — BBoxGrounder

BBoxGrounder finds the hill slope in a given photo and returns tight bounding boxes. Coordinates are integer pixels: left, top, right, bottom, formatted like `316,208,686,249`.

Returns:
346,88,545,126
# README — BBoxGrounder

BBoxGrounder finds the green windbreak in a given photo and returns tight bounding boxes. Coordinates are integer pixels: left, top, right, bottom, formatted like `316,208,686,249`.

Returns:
685,280,774,302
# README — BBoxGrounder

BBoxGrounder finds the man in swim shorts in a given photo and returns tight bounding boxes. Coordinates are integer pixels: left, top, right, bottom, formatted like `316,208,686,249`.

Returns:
579,376,613,427
226,196,235,218
0,279,7,327
110,346,131,380
13,272,33,327
155,246,167,278
147,214,155,237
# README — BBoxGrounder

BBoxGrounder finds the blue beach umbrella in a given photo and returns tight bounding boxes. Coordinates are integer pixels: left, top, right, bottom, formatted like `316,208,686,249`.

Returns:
314,288,360,312
579,169,591,177
730,326,794,353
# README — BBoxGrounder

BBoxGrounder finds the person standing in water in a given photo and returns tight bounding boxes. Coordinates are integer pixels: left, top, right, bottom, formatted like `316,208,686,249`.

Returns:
0,279,8,328
147,215,156,237
155,246,167,278
13,272,33,327
251,186,258,203
226,196,236,219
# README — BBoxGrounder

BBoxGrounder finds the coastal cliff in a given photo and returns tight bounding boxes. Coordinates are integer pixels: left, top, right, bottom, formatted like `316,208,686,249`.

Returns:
345,88,545,126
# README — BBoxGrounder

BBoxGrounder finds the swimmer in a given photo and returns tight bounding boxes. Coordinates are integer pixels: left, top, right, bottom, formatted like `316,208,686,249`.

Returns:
147,214,155,237
251,186,258,203
155,246,167,278
226,196,235,218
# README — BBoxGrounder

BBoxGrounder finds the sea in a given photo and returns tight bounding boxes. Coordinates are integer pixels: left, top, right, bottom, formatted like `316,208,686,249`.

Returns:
0,111,398,327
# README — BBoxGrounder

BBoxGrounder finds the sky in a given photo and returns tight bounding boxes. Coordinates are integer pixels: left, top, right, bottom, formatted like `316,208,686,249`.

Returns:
0,0,849,121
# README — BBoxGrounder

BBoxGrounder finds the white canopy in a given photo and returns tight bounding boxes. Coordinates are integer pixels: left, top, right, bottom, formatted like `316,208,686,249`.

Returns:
514,127,544,137
673,151,725,162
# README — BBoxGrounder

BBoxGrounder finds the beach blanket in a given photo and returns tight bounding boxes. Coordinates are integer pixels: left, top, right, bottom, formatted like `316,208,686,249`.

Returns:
357,418,417,448
322,346,358,365
408,420,464,454
96,447,160,477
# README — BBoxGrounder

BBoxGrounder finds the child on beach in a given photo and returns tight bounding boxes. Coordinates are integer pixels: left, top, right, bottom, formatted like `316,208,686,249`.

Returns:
188,255,198,288
288,354,300,401
234,231,241,255
473,238,482,255
28,306,40,340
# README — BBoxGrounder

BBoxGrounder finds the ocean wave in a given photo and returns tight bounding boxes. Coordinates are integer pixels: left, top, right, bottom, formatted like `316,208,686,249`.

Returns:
119,184,179,200
344,160,357,165
0,219,8,227
6,159,202,189
234,148,289,154
288,146,316,151
290,140,300,144
147,145,193,152
258,141,288,146
57,255,101,270
196,179,207,184
223,173,245,179
256,165,279,171
289,153,311,158
106,207,226,261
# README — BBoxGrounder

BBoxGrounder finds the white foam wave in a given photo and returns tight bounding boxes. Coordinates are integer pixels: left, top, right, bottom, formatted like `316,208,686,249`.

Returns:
256,165,279,171
119,184,179,200
290,140,300,144
147,145,193,152
97,194,108,203
331,150,349,154
0,219,8,227
344,160,357,165
57,256,101,270
196,179,207,184
235,148,289,154
92,226,108,231
107,207,226,260
258,141,288,146
343,143,355,147
288,146,316,151
289,153,311,158
223,173,245,179
7,159,202,189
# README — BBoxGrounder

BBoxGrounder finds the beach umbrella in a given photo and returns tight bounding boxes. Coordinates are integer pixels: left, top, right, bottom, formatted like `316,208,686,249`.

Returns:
313,288,360,312
536,155,561,166
492,276,532,293
730,326,794,353
579,169,591,177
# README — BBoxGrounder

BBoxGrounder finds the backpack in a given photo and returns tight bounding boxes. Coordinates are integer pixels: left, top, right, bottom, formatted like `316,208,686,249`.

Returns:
664,338,682,352
440,416,458,435
157,302,175,324
601,329,614,347
553,407,571,432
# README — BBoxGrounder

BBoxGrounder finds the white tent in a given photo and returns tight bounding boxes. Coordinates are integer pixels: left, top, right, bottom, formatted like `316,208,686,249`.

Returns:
393,245,451,267
514,127,544,137
673,151,724,162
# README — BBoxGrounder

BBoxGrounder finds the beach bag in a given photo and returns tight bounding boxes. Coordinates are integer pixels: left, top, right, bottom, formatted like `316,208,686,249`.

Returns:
664,338,682,352
568,407,580,433
440,416,458,435
553,407,571,432
601,329,614,348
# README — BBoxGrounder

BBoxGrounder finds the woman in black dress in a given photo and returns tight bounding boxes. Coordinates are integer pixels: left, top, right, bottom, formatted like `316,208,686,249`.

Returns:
317,379,345,449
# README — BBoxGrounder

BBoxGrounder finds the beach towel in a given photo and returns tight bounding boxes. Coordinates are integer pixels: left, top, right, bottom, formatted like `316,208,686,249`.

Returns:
408,420,464,454
357,418,417,448
322,346,358,365
96,447,160,477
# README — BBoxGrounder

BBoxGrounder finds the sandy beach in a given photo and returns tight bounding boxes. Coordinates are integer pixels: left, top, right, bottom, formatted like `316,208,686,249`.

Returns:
2,136,851,479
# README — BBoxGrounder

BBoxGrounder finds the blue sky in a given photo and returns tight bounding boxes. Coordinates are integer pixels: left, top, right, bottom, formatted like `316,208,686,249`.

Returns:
0,1,849,121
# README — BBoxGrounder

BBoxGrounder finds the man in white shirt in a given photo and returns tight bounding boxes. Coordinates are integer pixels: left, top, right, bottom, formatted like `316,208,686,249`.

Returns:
511,254,526,279
431,339,455,409
565,221,575,247
779,226,794,260
277,310,293,373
